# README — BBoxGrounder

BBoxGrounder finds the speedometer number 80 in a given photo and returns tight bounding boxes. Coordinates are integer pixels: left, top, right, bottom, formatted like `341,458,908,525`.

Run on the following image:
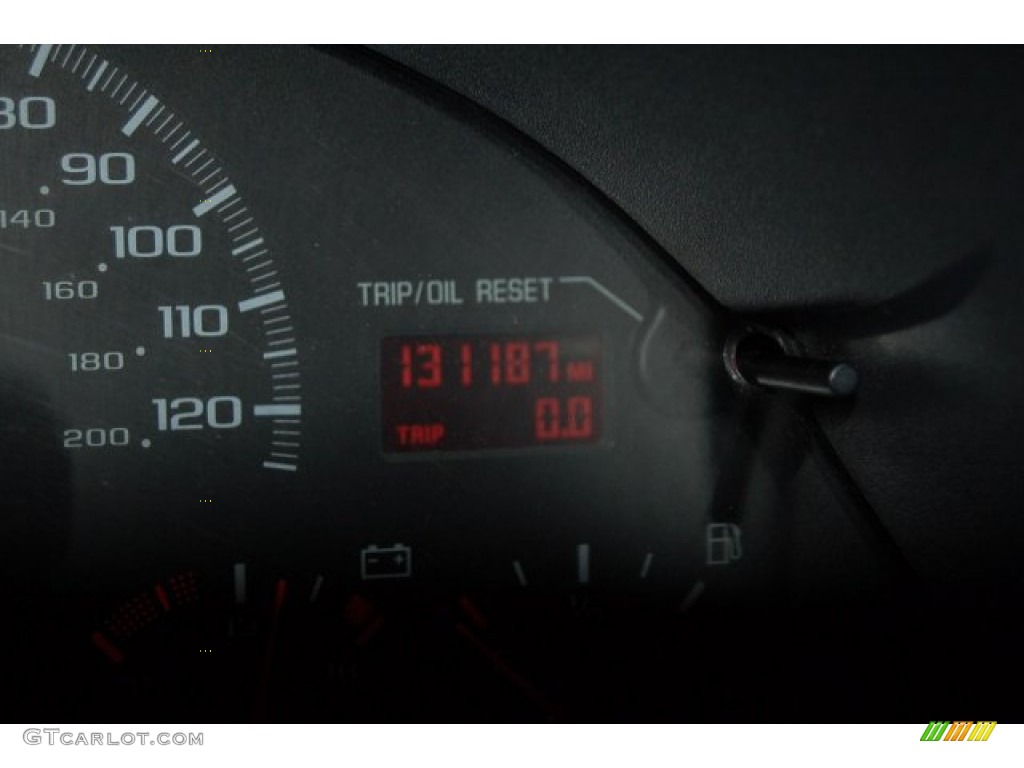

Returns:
0,95,55,129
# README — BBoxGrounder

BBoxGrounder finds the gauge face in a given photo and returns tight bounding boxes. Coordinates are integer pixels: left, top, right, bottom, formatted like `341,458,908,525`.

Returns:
2,44,895,722
0,45,307,579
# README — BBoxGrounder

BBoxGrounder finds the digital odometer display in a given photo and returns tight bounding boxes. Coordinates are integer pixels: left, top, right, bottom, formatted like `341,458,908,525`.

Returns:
381,335,603,453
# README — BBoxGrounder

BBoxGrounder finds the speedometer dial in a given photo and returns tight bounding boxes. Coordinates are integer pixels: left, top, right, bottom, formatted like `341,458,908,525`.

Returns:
1,44,304,572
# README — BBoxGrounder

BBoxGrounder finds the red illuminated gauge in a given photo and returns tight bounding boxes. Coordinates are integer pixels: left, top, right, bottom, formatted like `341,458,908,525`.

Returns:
381,334,603,453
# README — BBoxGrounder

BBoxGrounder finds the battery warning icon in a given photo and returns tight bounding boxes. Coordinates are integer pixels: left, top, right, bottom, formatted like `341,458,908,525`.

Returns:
360,544,413,580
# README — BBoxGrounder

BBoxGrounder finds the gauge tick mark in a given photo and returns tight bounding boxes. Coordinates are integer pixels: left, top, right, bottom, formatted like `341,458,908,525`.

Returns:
263,461,297,472
577,544,591,585
171,138,199,165
254,403,301,417
192,184,236,217
679,581,706,614
28,44,52,77
233,563,247,605
640,552,655,579
512,560,528,587
232,238,264,256
238,289,285,313
309,575,324,603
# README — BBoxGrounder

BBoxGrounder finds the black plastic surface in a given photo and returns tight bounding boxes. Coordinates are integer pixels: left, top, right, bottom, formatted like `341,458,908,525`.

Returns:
376,44,1024,594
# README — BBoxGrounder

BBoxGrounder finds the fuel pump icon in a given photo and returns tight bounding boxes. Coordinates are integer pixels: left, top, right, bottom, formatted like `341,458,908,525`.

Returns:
705,523,742,565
